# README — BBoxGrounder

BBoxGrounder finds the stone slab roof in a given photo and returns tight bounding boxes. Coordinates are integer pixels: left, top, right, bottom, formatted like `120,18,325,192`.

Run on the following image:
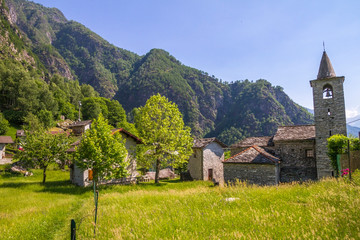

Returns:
230,136,274,148
68,120,92,127
193,138,227,149
273,125,315,142
0,136,14,144
317,51,336,79
224,145,279,164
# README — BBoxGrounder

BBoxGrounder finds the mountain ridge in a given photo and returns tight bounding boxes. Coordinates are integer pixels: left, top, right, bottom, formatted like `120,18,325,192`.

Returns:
1,0,315,145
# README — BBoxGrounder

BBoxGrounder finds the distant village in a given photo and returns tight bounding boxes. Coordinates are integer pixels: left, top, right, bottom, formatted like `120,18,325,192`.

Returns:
1,50,358,186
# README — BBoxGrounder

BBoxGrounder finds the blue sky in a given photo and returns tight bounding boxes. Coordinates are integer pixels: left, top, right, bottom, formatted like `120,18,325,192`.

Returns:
31,0,360,119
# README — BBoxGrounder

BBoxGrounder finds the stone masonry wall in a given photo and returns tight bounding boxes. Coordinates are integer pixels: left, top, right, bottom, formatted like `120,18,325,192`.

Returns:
223,163,278,185
274,140,317,182
188,148,203,180
202,142,224,184
311,77,347,178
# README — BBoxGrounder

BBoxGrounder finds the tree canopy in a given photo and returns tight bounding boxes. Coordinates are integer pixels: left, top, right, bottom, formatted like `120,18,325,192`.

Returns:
135,94,193,183
14,129,71,183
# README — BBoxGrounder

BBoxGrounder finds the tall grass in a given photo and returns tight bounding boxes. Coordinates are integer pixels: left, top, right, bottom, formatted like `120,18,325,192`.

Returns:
1,170,359,239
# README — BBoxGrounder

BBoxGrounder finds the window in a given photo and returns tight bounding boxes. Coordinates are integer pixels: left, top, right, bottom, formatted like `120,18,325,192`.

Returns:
306,149,314,158
328,108,331,116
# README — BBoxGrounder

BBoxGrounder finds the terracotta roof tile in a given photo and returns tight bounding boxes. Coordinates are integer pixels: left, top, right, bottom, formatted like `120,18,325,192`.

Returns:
224,145,279,164
273,125,315,141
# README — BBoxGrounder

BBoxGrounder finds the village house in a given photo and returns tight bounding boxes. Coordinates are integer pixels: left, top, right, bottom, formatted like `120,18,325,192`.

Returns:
224,145,280,185
0,136,14,160
187,138,227,184
229,125,316,184
68,120,92,136
68,128,142,187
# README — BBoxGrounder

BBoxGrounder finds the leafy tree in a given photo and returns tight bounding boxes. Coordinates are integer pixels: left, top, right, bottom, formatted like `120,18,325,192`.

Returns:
14,129,71,183
81,97,102,120
107,100,126,127
0,112,9,135
37,109,53,129
75,114,128,182
135,94,193,183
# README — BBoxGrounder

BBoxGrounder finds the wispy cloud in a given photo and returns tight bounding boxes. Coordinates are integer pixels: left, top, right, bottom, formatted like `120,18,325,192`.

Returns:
346,106,360,119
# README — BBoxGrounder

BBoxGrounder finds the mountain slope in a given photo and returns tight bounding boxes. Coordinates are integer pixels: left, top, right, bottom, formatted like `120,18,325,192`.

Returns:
3,0,315,145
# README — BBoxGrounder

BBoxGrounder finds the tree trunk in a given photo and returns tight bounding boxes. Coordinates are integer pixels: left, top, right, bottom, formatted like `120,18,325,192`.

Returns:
155,158,161,184
42,166,47,184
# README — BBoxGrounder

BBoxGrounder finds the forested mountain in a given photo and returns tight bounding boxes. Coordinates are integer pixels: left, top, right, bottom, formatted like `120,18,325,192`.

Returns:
1,0,314,145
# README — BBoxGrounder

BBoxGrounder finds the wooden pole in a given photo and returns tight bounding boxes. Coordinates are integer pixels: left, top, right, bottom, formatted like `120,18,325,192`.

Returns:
71,219,76,240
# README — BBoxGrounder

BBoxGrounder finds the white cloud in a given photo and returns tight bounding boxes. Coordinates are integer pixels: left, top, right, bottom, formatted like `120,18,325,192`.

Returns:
346,106,360,119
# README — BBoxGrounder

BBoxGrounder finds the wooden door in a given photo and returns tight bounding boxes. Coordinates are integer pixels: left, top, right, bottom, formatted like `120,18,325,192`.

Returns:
208,169,213,181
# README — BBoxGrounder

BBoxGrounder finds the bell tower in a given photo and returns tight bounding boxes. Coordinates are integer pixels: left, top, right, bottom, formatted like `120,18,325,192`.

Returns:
310,50,347,178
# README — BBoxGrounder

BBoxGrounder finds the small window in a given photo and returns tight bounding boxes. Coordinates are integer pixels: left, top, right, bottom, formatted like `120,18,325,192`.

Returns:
306,149,314,158
328,108,331,116
329,130,332,136
193,151,197,158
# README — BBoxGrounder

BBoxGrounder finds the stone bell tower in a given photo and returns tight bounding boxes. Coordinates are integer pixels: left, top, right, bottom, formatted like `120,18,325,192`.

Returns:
310,50,347,179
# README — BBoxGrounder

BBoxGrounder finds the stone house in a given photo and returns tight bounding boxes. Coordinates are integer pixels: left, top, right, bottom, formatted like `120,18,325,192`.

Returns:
273,125,317,182
229,125,316,183
188,138,227,184
68,120,92,136
69,128,142,186
223,145,280,185
0,136,14,160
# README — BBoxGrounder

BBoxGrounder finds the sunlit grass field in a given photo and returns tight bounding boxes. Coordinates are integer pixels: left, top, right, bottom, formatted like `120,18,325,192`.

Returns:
1,169,359,239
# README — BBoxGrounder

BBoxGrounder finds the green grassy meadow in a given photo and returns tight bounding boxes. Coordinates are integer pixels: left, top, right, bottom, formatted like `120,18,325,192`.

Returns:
0,169,359,239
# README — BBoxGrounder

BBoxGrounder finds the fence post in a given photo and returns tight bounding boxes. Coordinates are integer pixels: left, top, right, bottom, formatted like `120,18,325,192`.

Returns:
71,219,76,240
348,140,352,181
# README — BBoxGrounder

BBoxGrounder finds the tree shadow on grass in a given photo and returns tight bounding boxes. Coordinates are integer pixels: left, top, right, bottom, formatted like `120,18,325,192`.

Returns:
0,180,91,195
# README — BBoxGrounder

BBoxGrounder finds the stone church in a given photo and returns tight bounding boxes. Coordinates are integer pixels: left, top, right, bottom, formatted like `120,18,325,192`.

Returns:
226,50,347,184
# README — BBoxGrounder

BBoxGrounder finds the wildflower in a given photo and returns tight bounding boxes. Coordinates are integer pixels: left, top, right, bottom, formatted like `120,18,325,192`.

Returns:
341,168,349,177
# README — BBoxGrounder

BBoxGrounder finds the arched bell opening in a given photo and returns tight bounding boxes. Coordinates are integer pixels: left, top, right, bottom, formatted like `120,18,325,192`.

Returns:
323,84,333,99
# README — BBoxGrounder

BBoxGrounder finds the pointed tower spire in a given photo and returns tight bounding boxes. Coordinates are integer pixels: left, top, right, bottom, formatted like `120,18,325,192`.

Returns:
317,51,336,79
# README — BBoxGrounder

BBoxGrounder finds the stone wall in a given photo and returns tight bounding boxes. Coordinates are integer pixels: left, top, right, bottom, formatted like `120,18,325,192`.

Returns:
70,164,91,187
223,163,279,185
120,133,138,177
202,142,224,184
188,148,203,180
311,77,347,178
274,140,317,182
0,143,5,160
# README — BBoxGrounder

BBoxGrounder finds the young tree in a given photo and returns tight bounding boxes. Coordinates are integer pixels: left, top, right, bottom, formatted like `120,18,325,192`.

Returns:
14,129,71,184
135,94,193,183
75,114,128,183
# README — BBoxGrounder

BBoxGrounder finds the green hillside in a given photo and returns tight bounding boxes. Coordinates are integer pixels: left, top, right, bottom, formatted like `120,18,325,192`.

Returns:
1,0,314,144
